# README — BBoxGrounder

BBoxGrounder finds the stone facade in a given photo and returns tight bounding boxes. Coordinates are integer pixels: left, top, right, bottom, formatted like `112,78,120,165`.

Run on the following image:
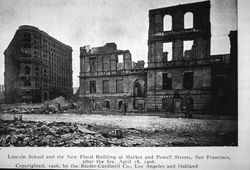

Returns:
4,25,73,103
79,1,237,115
79,43,147,112
146,1,211,113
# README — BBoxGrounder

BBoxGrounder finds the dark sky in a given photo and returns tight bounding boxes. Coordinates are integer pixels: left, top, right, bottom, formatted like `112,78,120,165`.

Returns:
0,0,237,87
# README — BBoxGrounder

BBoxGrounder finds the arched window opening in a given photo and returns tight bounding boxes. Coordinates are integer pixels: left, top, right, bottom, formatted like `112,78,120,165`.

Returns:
163,15,172,31
24,66,30,75
134,82,142,97
184,12,193,29
133,80,145,97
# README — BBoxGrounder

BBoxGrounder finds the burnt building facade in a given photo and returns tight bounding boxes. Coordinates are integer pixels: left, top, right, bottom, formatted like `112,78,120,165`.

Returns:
4,25,73,103
79,1,237,115
146,1,211,113
79,43,147,112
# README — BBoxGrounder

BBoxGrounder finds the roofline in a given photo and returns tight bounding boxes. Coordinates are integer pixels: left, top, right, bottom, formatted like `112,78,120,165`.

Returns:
4,25,72,54
149,1,210,14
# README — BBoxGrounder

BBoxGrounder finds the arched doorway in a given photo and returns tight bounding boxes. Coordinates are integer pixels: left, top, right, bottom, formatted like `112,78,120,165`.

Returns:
118,100,123,110
103,100,110,109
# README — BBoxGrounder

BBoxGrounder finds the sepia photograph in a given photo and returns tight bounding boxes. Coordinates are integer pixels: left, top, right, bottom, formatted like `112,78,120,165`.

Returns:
0,0,238,149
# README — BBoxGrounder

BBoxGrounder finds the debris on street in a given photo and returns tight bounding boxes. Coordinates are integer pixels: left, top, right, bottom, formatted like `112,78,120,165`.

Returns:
0,114,237,147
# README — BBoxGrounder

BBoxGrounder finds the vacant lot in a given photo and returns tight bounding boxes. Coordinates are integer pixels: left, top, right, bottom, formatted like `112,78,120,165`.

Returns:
0,113,237,147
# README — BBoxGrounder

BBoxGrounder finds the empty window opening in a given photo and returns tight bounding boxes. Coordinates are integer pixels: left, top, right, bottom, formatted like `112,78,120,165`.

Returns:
103,80,110,93
163,73,172,90
163,15,172,31
90,57,96,73
184,12,193,29
163,42,173,61
117,54,123,63
183,72,194,89
183,40,194,59
24,66,30,74
117,54,124,70
90,81,96,93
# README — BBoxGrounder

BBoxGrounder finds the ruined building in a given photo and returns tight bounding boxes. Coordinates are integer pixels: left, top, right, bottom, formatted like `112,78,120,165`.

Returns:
146,1,211,113
79,1,237,115
4,25,73,103
79,43,146,112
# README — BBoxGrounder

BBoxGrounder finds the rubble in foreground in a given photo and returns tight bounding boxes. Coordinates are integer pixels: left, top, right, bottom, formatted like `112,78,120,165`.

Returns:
0,118,237,147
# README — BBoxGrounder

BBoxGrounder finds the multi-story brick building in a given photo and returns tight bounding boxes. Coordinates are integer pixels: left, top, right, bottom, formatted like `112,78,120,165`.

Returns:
79,1,237,115
4,25,73,103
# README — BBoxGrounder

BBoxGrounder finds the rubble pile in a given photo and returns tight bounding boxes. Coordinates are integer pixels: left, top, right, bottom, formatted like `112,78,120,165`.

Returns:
0,119,168,147
0,96,79,115
0,119,108,147
0,103,44,114
0,119,153,147
44,96,72,112
0,114,237,147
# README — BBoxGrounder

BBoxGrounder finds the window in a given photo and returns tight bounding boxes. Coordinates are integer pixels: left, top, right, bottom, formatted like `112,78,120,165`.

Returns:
163,42,173,61
103,56,110,71
24,66,30,75
35,67,39,76
90,81,96,93
117,54,123,63
163,15,172,31
23,33,31,42
183,72,194,89
24,78,31,87
184,12,193,29
90,57,96,73
183,40,194,59
163,73,172,90
116,80,123,93
103,80,109,93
